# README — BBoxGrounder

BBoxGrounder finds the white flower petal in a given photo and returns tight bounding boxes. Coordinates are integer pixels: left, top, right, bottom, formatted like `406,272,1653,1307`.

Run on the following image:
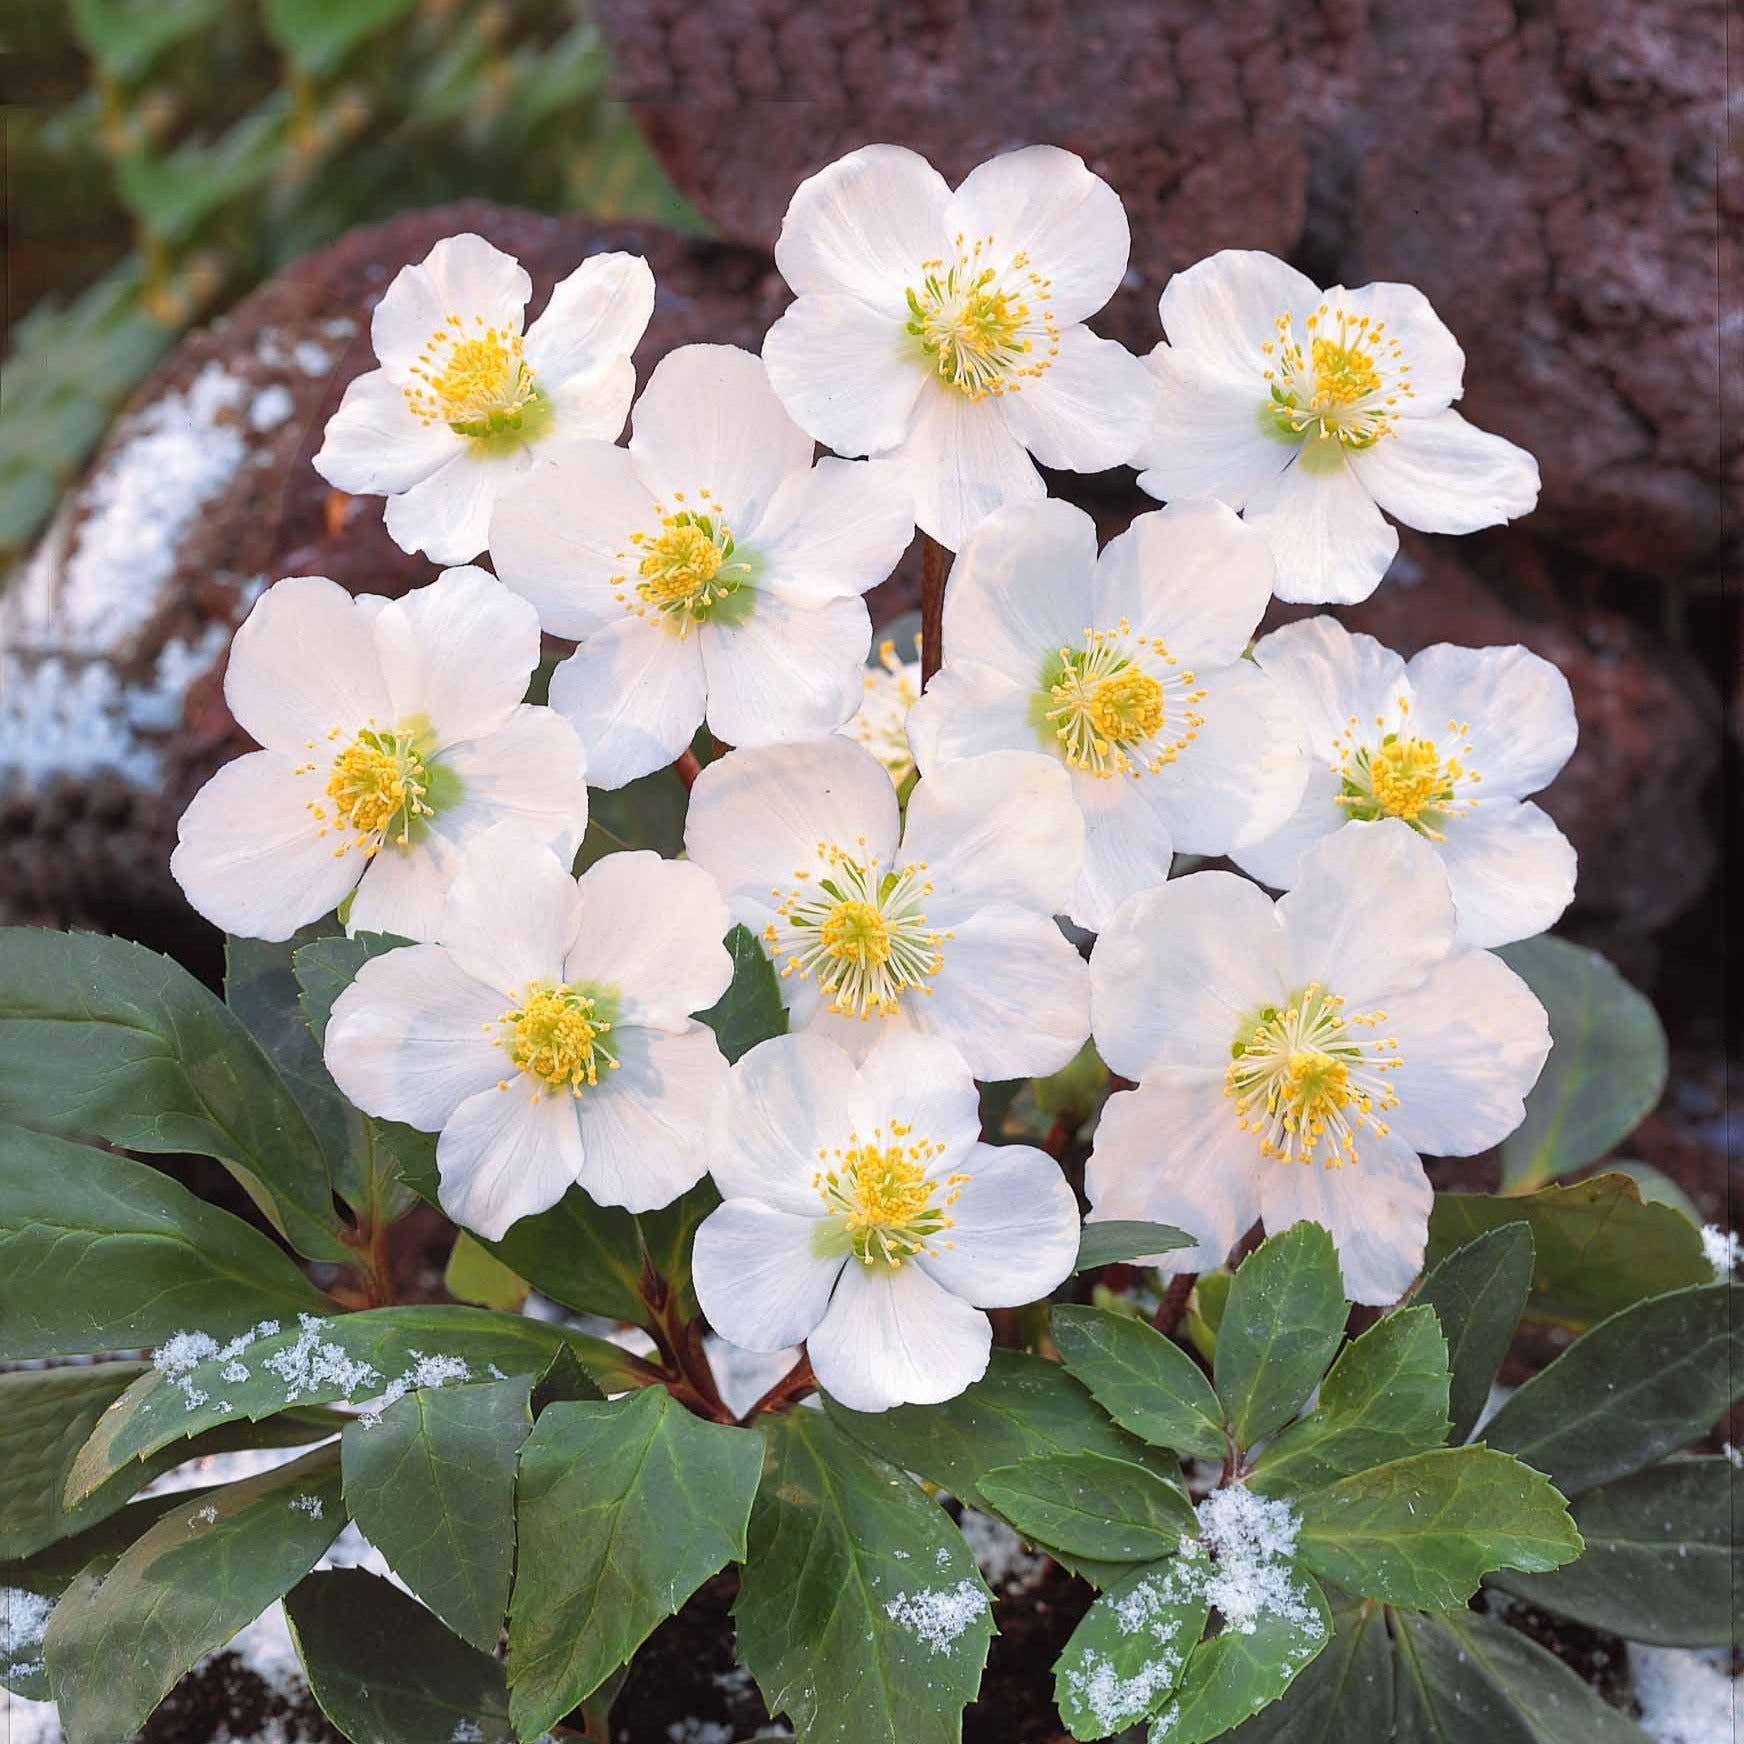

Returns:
171,751,360,941
1157,250,1324,385
522,251,654,386
1242,448,1400,605
567,853,732,1031
440,823,580,996
1251,616,1410,756
436,1082,583,1241
900,906,1091,1080
938,497,1098,683
751,457,915,609
894,383,1045,551
995,325,1157,472
761,294,924,457
574,1023,725,1211
808,1260,992,1412
1402,641,1577,800
370,236,531,380
1068,772,1175,936
693,1199,845,1351
1092,497,1276,668
945,145,1130,326
1257,1131,1431,1306
699,591,869,749
774,144,953,315
1085,1077,1261,1274
223,575,393,754
1347,410,1540,535
1323,281,1466,413
630,344,815,531
685,735,899,931
489,442,659,639
546,619,706,791
311,369,459,496
323,943,505,1130
543,354,635,443
383,450,515,566
1277,820,1455,1005
905,659,1035,775
431,705,589,862
346,832,462,943
851,1031,985,1158
920,1141,1080,1308
1131,347,1296,508
1383,947,1551,1157
903,749,1083,918
711,1033,864,1214
372,564,539,747
1091,870,1286,1078
1436,800,1577,949
1228,769,1346,891
1141,656,1309,855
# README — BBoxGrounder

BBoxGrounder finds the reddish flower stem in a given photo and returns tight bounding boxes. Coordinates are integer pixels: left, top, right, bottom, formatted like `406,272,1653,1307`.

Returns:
920,534,947,685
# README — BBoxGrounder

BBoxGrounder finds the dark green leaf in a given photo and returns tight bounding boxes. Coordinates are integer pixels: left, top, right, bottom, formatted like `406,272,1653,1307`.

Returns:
696,925,789,1063
443,1232,528,1312
507,1389,763,1737
576,766,689,870
1483,1282,1744,1495
0,929,346,1261
823,1349,1186,1585
1250,1307,1450,1497
1496,936,1668,1189
635,1178,720,1323
69,0,226,79
1051,1305,1227,1460
1052,1560,1209,1738
44,1444,344,1743
980,1452,1196,1561
735,1410,993,1744
0,1127,331,1360
486,1187,653,1327
1391,1607,1650,1744
263,0,420,77
0,1363,340,1562
341,1376,531,1654
529,1344,602,1415
1426,1175,1709,1331
1295,1447,1581,1609
1150,1566,1330,1744
66,1307,637,1502
1215,1223,1347,1451
1490,1457,1734,1647
1220,1593,1393,1744
1183,1270,1231,1366
1412,1223,1535,1444
1073,1221,1196,1274
286,1568,513,1744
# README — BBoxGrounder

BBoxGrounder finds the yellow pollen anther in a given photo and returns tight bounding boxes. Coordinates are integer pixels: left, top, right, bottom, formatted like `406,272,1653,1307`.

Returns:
1040,620,1205,780
613,490,753,634
1332,700,1479,840
403,316,543,439
316,726,432,858
1260,303,1412,450
906,239,1057,401
814,1125,969,1266
498,981,618,1097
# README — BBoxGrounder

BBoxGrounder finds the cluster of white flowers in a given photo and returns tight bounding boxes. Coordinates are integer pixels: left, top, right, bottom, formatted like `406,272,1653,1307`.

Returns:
172,141,1566,1413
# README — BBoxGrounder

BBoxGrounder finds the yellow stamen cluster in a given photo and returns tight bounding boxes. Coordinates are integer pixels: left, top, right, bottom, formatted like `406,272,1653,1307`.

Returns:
612,489,753,633
814,1122,970,1266
765,837,949,1019
1225,983,1402,1167
1044,621,1206,780
848,637,923,784
1333,699,1479,840
299,724,431,859
495,982,617,1100
403,313,540,437
1260,303,1413,449
907,236,1058,401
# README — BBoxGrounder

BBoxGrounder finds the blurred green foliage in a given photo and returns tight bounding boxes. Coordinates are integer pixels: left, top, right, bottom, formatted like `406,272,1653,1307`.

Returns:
0,0,700,560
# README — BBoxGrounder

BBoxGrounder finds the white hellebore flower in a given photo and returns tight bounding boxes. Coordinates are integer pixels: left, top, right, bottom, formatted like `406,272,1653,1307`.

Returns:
1087,821,1551,1303
489,344,914,789
842,634,924,788
693,1031,1081,1412
1130,249,1541,604
313,233,654,565
172,567,587,944
1235,617,1578,948
324,823,732,1240
762,143,1157,550
685,736,1089,1080
908,497,1309,933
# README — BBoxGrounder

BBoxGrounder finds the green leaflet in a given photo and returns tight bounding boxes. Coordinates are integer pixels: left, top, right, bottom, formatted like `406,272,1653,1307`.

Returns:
341,1375,532,1654
1411,1223,1534,1444
735,1410,993,1744
980,1451,1198,1561
1072,1220,1195,1274
1052,1305,1228,1461
1219,1593,1393,1744
506,1389,763,1738
1294,1446,1581,1610
695,923,789,1063
0,927,346,1261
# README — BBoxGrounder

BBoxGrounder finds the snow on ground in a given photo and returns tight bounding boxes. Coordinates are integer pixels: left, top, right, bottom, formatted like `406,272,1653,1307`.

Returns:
1632,1647,1737,1744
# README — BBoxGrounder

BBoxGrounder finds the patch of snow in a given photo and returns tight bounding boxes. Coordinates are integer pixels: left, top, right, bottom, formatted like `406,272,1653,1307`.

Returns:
292,340,333,377
1632,1646,1737,1744
2,1588,53,1676
0,1689,60,1744
249,383,296,432
153,1320,282,1412
666,1723,733,1744
1699,1226,1740,1278
288,1494,324,1520
883,1579,987,1653
958,1509,1047,1596
1194,1485,1312,1637
262,1314,381,1406
356,1352,470,1428
1062,1645,1186,1737
703,1334,799,1418
1471,1381,1513,1437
